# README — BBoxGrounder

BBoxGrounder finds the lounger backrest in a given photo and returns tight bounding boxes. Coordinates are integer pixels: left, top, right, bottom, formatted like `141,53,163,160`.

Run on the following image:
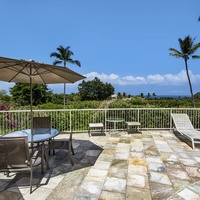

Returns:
171,113,194,130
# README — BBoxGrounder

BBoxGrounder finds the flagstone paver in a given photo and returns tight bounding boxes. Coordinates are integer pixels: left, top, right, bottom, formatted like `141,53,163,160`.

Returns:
0,130,200,199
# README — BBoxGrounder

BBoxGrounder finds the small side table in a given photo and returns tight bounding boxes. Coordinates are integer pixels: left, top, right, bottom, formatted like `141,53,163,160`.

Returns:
88,123,105,137
126,122,141,133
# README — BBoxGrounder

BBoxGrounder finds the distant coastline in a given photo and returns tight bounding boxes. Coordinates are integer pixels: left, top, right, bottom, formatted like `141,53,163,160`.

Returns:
148,95,190,99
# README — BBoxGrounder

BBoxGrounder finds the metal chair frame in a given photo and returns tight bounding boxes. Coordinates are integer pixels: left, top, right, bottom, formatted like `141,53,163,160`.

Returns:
0,136,40,193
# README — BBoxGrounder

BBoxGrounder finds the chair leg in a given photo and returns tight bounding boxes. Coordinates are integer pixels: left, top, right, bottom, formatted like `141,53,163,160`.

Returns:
43,145,50,170
68,143,74,165
30,161,33,193
71,143,75,155
69,154,74,165
40,142,50,173
49,149,56,155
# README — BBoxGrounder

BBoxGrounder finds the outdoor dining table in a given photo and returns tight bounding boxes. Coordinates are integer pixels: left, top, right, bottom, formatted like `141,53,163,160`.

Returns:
4,128,60,173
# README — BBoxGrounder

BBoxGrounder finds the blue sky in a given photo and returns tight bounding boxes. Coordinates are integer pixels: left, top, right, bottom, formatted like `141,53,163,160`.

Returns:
0,1,200,96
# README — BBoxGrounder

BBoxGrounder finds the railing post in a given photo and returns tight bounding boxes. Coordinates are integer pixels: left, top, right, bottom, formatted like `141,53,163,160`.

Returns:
70,110,72,132
105,109,107,133
170,108,172,130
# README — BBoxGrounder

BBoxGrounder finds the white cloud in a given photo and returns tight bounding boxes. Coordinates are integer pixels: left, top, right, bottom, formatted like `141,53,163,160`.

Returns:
1,70,200,95
146,71,187,85
147,74,165,84
84,72,119,82
119,76,146,85
83,70,200,86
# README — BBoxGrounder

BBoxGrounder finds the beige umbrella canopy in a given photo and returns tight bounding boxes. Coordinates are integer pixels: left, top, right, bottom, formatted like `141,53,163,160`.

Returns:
0,56,85,84
0,56,85,130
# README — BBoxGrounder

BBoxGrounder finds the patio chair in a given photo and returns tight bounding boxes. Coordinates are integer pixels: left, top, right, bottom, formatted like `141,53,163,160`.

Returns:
171,113,200,149
33,116,51,145
0,136,40,193
33,116,51,133
48,123,75,165
32,116,52,170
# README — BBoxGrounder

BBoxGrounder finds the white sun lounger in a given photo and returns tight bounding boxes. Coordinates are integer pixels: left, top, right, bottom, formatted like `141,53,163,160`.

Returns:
171,113,200,149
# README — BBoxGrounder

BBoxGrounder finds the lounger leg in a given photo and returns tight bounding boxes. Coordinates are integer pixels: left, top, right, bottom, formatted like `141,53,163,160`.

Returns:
192,140,195,149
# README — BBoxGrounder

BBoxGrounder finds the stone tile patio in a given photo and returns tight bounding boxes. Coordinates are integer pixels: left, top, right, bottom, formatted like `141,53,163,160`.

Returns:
0,130,200,200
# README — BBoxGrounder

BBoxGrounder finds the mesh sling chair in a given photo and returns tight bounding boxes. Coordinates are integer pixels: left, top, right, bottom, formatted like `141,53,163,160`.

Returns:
48,122,75,165
32,116,51,146
0,136,41,193
32,116,52,171
33,116,51,132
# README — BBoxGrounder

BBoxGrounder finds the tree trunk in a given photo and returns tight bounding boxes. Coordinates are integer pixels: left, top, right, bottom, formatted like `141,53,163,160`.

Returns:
184,59,195,107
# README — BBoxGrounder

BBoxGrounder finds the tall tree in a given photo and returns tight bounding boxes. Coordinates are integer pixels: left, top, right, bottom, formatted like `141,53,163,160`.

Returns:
10,83,52,106
78,77,114,101
169,35,200,107
50,45,81,107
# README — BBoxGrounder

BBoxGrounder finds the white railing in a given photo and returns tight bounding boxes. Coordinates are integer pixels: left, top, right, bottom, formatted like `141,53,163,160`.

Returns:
1,108,200,135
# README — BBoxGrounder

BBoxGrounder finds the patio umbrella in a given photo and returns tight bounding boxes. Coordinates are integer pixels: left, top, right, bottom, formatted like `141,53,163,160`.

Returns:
0,56,85,132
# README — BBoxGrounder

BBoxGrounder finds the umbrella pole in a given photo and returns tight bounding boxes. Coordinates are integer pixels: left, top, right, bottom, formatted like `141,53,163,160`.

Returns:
30,77,33,132
64,83,66,108
30,65,34,152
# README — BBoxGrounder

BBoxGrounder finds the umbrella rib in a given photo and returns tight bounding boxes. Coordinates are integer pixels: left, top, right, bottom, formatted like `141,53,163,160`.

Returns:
32,64,78,83
0,62,29,82
31,63,47,84
42,66,79,83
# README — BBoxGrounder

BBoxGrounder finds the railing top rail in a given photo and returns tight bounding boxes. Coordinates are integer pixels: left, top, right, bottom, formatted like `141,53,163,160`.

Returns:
1,107,200,113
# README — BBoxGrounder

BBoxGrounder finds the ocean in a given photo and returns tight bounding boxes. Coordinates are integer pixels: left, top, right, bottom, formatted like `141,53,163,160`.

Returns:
148,95,190,99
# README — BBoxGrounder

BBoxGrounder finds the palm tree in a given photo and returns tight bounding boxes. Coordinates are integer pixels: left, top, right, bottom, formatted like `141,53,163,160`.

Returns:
169,35,200,107
50,45,81,107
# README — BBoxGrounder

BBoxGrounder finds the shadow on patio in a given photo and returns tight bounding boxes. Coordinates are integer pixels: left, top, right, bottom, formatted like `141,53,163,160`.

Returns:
0,138,104,200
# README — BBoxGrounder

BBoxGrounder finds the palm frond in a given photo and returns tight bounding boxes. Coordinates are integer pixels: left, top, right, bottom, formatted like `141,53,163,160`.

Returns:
192,55,200,59
53,60,62,65
65,46,71,52
169,48,182,54
74,60,81,67
189,42,200,54
67,50,74,57
169,53,182,58
50,52,59,58
169,48,182,57
67,59,81,66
